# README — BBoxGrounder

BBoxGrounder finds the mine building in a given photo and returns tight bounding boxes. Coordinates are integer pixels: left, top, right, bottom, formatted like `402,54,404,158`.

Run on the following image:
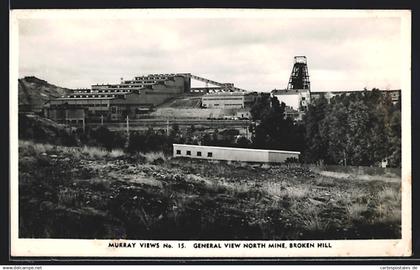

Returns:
67,74,189,106
271,56,401,121
271,89,310,121
284,106,301,120
44,96,115,121
45,74,189,121
90,73,191,94
235,108,252,119
270,56,311,121
109,92,155,120
45,73,254,122
173,144,300,163
43,103,86,128
201,92,258,108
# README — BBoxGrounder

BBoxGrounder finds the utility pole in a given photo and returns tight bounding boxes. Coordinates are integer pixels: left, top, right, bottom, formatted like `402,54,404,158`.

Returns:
166,119,170,137
101,115,104,126
126,115,130,147
245,120,248,139
343,151,347,167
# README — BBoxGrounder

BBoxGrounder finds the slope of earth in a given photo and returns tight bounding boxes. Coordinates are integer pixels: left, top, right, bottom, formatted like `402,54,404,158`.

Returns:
18,76,72,112
158,95,203,108
149,107,225,119
18,141,401,240
151,95,215,118
18,114,79,146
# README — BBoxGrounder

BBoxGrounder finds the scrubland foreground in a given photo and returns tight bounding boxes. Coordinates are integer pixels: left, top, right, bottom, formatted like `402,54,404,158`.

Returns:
18,141,401,240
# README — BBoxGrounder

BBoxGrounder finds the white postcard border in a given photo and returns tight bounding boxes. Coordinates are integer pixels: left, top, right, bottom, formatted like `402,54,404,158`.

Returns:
9,8,412,258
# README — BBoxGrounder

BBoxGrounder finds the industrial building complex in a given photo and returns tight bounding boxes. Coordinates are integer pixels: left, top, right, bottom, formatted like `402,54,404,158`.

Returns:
43,56,401,124
36,55,402,165
44,74,190,121
43,73,253,122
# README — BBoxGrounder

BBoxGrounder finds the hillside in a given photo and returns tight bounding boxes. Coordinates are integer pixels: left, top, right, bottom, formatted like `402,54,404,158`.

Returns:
152,94,245,118
158,94,203,108
19,140,401,240
18,114,80,146
18,76,72,112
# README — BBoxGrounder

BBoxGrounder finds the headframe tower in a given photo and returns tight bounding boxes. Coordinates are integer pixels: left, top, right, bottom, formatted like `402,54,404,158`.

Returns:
287,56,310,91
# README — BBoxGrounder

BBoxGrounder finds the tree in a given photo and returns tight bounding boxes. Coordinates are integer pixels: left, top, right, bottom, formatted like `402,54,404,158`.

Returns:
170,123,180,137
250,93,271,121
92,126,115,151
388,110,401,166
236,136,251,148
303,96,329,163
201,133,213,146
251,96,303,151
304,89,401,167
127,132,146,153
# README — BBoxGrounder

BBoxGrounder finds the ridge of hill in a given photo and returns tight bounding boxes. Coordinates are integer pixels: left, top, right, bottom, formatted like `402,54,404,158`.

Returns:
18,76,73,112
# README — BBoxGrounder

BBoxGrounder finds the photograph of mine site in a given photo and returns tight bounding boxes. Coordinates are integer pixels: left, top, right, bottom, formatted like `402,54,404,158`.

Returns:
16,11,404,240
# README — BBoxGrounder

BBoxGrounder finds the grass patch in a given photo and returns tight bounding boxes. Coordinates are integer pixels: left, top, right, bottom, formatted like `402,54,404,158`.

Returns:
303,212,329,232
377,186,401,202
141,151,167,164
347,203,369,222
262,182,310,200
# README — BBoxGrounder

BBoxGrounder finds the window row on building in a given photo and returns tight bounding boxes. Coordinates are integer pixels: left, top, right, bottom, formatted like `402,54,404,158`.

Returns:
211,103,242,107
69,94,119,98
119,84,148,87
202,97,244,101
175,149,213,158
134,73,181,81
94,90,129,93
92,85,145,90
67,103,109,107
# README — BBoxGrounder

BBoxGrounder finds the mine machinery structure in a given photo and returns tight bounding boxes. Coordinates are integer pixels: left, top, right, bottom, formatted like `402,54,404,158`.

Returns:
185,73,248,93
287,56,310,91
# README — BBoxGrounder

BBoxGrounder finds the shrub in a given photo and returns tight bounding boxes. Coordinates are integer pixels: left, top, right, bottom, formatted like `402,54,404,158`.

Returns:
109,149,125,158
347,203,368,222
236,137,251,148
127,132,147,153
92,126,115,151
286,186,310,200
285,157,299,164
142,152,167,164
303,212,329,232
377,186,400,202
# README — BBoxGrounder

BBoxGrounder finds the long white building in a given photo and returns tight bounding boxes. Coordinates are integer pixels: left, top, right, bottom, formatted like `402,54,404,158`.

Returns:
173,144,300,163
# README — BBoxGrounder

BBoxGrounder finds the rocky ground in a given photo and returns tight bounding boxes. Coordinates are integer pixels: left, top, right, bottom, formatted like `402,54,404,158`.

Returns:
18,141,401,240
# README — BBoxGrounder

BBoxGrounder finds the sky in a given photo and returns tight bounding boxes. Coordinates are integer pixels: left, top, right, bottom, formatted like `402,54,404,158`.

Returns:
17,11,404,92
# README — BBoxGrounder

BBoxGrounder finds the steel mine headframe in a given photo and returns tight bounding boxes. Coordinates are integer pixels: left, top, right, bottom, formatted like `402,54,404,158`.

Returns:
287,56,310,91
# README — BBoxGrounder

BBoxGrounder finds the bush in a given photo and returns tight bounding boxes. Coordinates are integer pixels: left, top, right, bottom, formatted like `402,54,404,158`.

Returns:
127,131,173,155
285,157,299,164
92,127,115,151
127,132,147,153
142,152,167,164
236,137,251,148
